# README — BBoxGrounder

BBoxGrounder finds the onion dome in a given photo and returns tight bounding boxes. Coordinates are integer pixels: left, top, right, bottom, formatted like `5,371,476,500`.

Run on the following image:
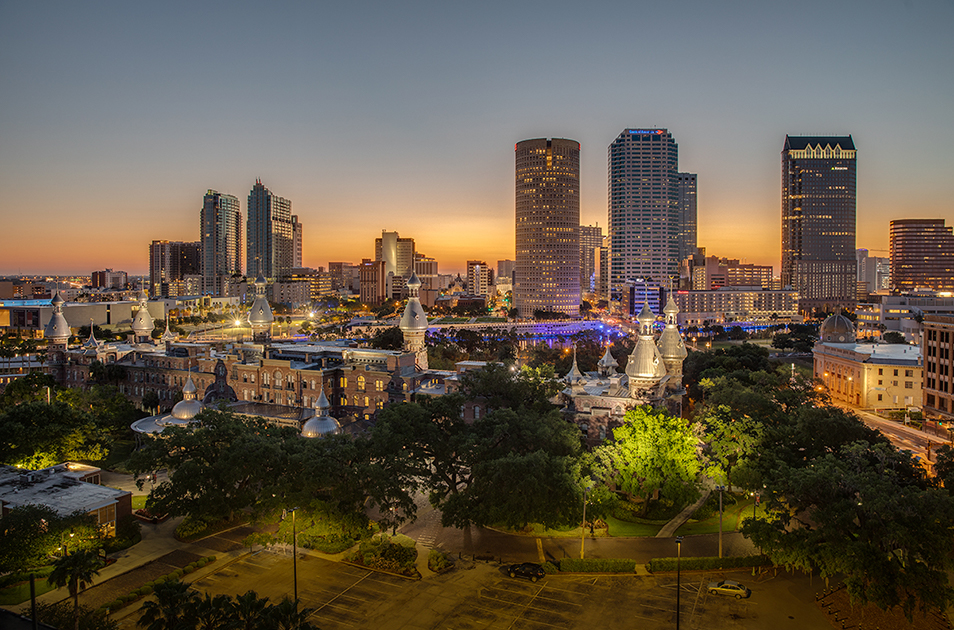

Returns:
819,314,856,343
636,302,656,335
247,273,274,326
301,390,341,438
399,272,428,332
658,296,687,361
44,291,71,342
626,337,667,381
131,292,155,337
564,346,585,385
171,375,203,420
597,345,618,370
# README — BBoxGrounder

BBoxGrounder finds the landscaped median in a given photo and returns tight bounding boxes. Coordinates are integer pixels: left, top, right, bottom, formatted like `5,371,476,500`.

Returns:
538,555,771,575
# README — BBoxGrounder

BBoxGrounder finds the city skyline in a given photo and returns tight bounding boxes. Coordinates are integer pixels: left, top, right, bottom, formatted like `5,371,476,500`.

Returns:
1,1,952,276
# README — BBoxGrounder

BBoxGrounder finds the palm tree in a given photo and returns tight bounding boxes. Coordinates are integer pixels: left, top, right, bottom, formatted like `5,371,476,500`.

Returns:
233,591,270,630
266,598,317,630
192,592,238,630
138,580,199,630
47,549,103,630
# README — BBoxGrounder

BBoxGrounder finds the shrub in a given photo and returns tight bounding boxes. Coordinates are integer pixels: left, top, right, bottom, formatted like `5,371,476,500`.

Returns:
542,561,559,574
560,558,637,573
140,585,153,595
106,599,123,611
648,555,772,573
172,569,184,579
175,516,212,539
428,550,452,572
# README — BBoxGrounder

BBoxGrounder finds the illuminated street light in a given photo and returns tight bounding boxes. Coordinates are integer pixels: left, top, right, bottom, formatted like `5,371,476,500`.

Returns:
676,536,684,630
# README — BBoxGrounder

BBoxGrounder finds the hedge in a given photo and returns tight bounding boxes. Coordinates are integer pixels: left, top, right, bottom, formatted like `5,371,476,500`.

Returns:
649,555,772,573
559,558,638,573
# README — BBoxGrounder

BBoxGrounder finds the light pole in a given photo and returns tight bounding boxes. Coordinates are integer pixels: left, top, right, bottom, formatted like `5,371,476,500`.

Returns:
283,508,300,609
676,536,683,630
717,485,725,559
580,481,594,559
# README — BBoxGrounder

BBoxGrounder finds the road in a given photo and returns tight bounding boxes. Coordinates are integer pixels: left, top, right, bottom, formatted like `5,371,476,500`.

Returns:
843,405,949,464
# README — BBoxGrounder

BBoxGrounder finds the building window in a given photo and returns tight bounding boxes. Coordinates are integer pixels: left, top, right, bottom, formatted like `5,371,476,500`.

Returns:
877,394,883,401
878,368,883,376
340,377,347,388
905,381,913,389
376,380,384,391
357,376,366,391
905,369,914,378
893,369,899,377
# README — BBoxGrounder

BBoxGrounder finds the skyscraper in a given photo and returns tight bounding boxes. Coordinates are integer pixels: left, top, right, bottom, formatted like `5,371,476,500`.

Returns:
676,172,697,264
149,240,200,297
247,180,294,281
374,231,416,278
579,224,604,297
201,190,242,297
515,138,580,318
781,136,857,313
467,260,493,297
889,219,954,292
607,129,680,303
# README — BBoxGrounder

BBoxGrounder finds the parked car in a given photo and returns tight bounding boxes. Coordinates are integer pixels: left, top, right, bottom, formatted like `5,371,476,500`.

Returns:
508,562,546,582
707,579,751,599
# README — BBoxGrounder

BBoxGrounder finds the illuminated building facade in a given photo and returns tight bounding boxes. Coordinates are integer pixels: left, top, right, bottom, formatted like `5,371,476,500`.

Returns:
923,315,954,419
580,224,603,297
515,138,580,318
781,136,857,313
466,260,493,297
201,190,242,297
608,129,683,301
676,173,697,263
149,240,200,297
889,219,954,292
247,180,294,281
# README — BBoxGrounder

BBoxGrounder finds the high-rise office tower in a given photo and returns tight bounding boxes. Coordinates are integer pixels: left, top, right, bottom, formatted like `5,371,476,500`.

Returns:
889,219,954,291
149,240,201,297
781,136,857,313
414,253,439,290
374,231,416,278
580,224,604,296
608,129,680,301
247,180,294,281
515,138,580,318
856,249,891,297
201,190,242,297
292,216,303,268
676,173,697,264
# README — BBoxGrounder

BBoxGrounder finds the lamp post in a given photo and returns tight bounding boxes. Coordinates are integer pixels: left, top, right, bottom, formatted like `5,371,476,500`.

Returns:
676,536,683,630
717,485,725,559
283,508,300,609
580,481,594,559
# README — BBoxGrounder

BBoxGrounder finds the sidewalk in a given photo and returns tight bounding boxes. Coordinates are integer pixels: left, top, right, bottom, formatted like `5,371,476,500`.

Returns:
656,489,711,538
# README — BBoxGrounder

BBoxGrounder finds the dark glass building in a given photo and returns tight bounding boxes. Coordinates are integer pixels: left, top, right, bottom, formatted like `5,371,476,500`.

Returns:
781,135,857,313
515,138,580,318
201,190,242,297
889,219,954,292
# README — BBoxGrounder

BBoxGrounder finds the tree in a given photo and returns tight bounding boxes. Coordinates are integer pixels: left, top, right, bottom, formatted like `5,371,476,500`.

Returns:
882,331,906,344
742,441,954,618
367,326,403,350
0,371,57,408
698,404,763,490
191,593,238,630
0,401,107,468
265,597,317,630
233,590,271,630
138,580,200,630
932,444,954,493
0,506,100,571
48,550,104,630
595,407,701,515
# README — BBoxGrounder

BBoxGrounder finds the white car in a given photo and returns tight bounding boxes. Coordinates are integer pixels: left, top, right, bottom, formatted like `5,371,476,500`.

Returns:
707,579,751,599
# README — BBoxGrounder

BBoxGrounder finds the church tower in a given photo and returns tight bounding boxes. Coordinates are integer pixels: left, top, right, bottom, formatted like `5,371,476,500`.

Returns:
657,294,688,387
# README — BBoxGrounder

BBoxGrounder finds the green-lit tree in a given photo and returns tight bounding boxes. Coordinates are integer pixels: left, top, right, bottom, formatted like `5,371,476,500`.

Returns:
596,406,701,516
0,401,107,468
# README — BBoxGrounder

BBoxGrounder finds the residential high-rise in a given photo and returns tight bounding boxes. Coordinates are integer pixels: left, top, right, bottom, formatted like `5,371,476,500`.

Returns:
467,260,493,297
608,129,681,302
91,269,127,290
856,249,891,298
414,253,439,290
580,224,604,297
515,138,580,318
889,219,954,292
359,259,387,306
781,135,857,313
247,180,294,281
149,240,201,297
201,190,242,297
292,216,303,268
676,173,697,263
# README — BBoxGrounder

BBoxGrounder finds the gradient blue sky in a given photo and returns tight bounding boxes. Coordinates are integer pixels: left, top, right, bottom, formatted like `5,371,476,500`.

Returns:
1,0,952,276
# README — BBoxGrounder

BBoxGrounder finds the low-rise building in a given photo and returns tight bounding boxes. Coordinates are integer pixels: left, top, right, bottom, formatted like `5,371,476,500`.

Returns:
922,315,954,420
813,314,922,410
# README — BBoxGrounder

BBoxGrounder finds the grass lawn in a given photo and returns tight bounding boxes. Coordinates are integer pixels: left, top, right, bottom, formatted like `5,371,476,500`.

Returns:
675,497,768,536
0,575,57,605
605,516,664,537
132,495,148,509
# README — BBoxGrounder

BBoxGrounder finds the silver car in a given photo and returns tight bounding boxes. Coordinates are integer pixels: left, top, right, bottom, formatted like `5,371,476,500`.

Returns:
707,579,751,599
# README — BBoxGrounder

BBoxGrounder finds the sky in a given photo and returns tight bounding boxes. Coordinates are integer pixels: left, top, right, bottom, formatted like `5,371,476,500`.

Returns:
1,0,952,276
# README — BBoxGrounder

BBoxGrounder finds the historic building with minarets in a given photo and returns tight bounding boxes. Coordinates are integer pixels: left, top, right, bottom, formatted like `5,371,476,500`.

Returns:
399,272,429,371
560,294,687,446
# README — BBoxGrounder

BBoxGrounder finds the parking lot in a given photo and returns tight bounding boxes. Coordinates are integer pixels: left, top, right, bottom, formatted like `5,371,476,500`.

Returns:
110,551,833,629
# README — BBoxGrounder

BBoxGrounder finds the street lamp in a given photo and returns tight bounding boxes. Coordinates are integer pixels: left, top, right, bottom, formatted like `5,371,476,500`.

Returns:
282,508,300,609
580,480,595,559
676,536,683,630
717,485,725,559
